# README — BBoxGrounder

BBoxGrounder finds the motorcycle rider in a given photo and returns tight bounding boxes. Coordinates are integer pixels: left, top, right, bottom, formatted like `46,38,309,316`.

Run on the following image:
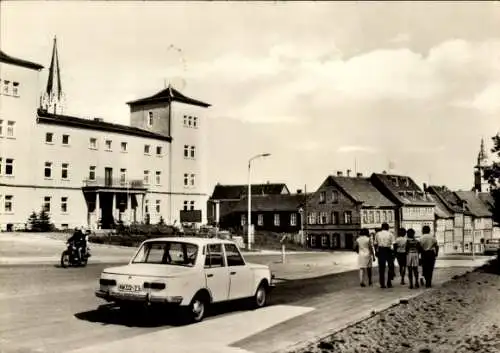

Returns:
68,227,86,261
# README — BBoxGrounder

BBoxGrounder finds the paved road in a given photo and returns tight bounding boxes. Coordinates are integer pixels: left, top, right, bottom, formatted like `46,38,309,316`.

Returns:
0,260,483,353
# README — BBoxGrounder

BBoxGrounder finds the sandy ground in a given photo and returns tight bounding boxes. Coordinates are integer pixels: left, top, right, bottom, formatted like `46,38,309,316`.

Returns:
294,260,500,353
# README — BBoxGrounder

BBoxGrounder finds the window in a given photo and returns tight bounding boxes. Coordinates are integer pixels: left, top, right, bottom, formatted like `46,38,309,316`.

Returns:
155,171,161,185
44,162,52,178
290,213,297,226
148,111,154,126
241,214,246,226
205,244,225,268
145,199,149,214
308,212,317,225
156,146,162,155
188,116,193,127
184,145,189,158
321,235,328,247
89,137,97,149
89,166,96,180
43,196,51,212
332,212,339,224
183,115,188,127
12,82,19,96
105,140,112,151
344,211,352,224
120,168,127,184
190,201,195,211
3,80,10,94
4,195,13,212
121,142,127,152
274,214,280,226
190,146,196,158
5,158,13,176
320,212,328,224
62,134,69,145
369,211,374,224
258,214,264,226
190,174,195,186
224,243,245,266
375,210,380,224
331,191,339,203
143,170,150,184
46,132,53,143
319,191,326,203
144,144,150,154
193,117,198,128
7,121,14,137
61,163,69,179
183,201,188,211
363,210,369,224
381,211,386,223
156,200,161,213
61,197,68,213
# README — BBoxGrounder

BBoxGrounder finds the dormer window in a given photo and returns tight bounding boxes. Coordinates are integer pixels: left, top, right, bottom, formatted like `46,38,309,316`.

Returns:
147,111,153,127
398,191,405,197
404,178,410,187
391,177,399,186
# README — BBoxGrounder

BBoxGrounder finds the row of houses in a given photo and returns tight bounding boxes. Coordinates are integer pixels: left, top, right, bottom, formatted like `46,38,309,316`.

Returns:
207,170,496,254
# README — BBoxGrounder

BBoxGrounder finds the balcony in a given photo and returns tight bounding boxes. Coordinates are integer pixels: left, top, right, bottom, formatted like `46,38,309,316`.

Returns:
82,177,146,190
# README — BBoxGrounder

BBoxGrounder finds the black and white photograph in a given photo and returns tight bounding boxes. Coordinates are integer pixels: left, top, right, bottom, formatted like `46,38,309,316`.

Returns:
1,1,500,352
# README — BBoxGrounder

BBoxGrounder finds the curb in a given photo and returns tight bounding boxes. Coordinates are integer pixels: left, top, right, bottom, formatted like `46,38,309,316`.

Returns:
272,266,478,353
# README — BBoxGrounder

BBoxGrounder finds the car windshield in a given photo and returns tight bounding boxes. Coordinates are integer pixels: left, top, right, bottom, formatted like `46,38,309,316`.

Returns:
132,241,198,267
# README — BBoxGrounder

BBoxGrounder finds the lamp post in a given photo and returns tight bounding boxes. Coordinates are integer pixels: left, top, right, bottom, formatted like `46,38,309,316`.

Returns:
247,153,271,250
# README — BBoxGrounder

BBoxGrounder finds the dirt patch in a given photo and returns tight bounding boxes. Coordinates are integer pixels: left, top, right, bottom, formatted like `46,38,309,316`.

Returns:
293,260,500,353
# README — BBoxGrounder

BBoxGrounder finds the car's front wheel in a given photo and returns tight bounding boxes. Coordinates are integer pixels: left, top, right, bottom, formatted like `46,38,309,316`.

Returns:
252,283,268,309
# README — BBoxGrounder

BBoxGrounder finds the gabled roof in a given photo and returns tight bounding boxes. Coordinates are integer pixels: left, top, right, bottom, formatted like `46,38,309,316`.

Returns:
329,176,395,208
370,173,435,206
37,108,172,142
454,191,492,218
232,193,308,213
427,185,464,213
210,183,290,200
127,86,210,108
0,50,44,70
427,194,453,219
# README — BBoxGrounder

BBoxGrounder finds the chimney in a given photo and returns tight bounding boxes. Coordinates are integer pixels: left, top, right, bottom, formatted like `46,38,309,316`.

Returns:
297,189,302,194
423,183,427,192
337,171,343,176
346,169,351,177
382,170,387,174
356,173,363,177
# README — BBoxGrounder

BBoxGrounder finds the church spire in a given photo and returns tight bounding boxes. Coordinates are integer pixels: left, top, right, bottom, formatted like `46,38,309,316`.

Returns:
477,137,488,166
41,36,65,114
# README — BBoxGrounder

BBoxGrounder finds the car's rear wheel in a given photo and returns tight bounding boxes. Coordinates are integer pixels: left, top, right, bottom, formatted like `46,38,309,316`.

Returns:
185,294,207,324
252,283,268,309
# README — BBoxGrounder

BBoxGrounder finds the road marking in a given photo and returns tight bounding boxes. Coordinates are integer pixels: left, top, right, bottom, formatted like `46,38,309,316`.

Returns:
67,304,314,353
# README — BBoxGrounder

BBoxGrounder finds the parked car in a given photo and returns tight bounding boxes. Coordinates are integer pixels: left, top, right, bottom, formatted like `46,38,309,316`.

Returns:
484,238,500,255
95,237,275,323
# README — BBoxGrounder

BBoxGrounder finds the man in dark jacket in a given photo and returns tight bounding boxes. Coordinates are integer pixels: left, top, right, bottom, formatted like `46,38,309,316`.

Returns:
419,225,439,288
68,228,86,260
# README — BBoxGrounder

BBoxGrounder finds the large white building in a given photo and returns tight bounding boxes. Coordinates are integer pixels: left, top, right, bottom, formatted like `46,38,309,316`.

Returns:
0,39,210,231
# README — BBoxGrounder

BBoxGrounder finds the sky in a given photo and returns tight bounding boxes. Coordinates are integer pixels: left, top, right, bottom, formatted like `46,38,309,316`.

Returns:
2,1,500,194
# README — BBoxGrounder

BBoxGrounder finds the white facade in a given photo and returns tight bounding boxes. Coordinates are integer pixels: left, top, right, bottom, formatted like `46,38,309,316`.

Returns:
0,53,210,231
400,206,435,237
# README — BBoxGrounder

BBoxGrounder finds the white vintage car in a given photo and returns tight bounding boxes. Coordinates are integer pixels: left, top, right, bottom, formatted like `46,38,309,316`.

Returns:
95,237,275,323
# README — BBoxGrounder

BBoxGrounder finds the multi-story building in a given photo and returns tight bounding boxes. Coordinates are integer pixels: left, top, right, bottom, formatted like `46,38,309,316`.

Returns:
306,171,396,250
370,172,435,237
425,185,465,253
0,39,210,231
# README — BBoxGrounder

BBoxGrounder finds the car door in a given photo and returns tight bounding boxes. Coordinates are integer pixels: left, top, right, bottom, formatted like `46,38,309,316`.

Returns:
204,243,230,303
224,243,253,300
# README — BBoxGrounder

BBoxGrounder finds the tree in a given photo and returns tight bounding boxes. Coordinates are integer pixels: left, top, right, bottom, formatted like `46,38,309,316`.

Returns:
27,211,39,231
484,134,500,224
158,216,165,225
38,208,54,232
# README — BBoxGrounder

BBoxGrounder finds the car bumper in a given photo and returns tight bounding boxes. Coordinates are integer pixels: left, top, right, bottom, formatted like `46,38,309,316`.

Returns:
95,290,183,305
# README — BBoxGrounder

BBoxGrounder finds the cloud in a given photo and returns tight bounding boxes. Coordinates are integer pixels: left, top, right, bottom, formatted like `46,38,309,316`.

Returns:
337,145,378,154
454,83,500,114
389,33,411,44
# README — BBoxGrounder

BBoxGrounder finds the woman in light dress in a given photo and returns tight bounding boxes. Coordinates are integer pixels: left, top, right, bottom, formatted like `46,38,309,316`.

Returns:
405,228,422,289
355,228,375,287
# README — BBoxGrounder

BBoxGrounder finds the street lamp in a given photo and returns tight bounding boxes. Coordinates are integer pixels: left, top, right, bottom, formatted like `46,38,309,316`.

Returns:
247,153,271,250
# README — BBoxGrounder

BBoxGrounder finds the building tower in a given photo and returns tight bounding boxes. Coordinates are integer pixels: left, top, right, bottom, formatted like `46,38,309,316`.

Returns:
41,36,65,114
473,138,491,192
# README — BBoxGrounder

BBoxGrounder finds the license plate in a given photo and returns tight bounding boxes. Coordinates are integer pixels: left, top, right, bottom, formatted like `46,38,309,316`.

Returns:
118,284,142,292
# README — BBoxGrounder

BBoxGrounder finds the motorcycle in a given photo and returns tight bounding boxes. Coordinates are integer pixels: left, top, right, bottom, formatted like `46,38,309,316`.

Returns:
60,240,91,268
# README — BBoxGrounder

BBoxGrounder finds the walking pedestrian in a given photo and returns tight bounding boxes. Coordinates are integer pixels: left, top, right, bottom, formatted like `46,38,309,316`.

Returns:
405,228,421,289
374,222,395,288
419,225,439,288
355,228,375,287
394,228,408,285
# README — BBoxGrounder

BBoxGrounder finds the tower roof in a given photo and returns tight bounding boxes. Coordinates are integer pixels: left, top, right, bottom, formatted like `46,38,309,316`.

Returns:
126,85,210,108
45,36,62,100
477,138,489,166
